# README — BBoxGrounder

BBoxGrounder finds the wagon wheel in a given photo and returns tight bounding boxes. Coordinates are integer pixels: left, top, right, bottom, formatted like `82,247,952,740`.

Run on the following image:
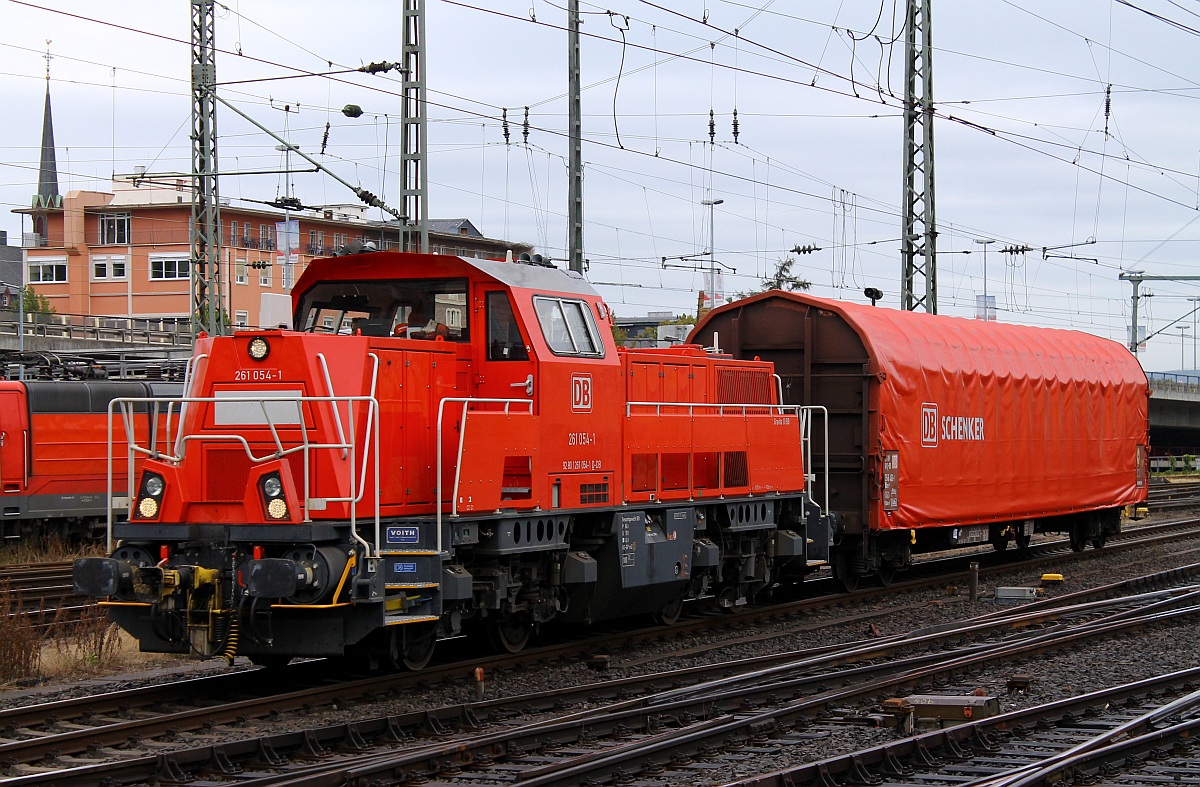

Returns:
1069,525,1088,552
652,598,684,626
990,534,1010,552
1014,531,1032,553
487,614,534,654
393,622,438,671
1091,532,1107,550
877,562,899,587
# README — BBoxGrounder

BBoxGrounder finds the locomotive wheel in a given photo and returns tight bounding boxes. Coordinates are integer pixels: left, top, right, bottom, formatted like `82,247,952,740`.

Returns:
393,623,437,671
652,598,684,626
487,615,533,654
832,553,860,593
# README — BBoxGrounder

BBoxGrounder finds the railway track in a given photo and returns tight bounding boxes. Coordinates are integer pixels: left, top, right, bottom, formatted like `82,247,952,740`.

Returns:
0,524,1199,784
2,559,1199,785
731,668,1200,787
0,560,88,625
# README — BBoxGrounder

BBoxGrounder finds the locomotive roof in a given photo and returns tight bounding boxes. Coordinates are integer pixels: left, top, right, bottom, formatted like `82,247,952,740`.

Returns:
296,251,599,299
695,290,1147,387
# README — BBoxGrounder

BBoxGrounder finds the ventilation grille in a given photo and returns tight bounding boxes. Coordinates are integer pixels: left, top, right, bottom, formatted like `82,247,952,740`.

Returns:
205,447,253,502
580,482,609,504
716,367,772,404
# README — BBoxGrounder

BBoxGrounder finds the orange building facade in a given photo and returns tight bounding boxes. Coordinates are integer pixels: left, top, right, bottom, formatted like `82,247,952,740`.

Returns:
17,179,529,330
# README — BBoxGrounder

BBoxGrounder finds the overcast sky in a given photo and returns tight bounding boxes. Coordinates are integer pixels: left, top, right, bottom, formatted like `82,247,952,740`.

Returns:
3,0,1200,371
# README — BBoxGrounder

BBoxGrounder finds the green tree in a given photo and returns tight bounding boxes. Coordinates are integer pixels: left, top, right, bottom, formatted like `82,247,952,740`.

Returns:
20,286,55,314
611,323,628,343
737,256,812,299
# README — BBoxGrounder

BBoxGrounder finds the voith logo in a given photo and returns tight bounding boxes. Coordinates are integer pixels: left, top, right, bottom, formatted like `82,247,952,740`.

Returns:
921,402,939,447
571,373,592,412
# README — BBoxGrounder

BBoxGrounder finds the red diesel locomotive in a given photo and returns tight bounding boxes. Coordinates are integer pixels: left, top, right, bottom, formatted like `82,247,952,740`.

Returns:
74,251,833,668
0,380,178,542
691,291,1150,590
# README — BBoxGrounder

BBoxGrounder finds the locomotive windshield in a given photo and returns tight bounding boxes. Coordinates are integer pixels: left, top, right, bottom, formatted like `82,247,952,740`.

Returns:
296,278,470,340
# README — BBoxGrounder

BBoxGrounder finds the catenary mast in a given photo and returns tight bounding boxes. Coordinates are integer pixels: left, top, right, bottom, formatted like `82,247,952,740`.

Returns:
900,0,937,313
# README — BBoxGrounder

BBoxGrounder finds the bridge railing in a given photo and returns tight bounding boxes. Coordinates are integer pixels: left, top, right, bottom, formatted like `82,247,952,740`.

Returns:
1147,371,1200,395
0,310,192,346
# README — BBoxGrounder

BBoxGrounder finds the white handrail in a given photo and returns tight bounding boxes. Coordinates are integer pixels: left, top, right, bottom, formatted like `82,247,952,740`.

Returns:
435,397,534,554
107,393,380,556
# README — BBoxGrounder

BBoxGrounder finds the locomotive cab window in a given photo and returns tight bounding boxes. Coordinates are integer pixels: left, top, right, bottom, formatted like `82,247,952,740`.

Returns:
533,296,604,357
296,278,470,341
487,292,529,360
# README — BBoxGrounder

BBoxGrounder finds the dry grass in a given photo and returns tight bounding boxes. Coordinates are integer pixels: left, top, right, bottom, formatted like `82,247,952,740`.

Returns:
0,581,41,683
0,539,184,688
0,534,103,566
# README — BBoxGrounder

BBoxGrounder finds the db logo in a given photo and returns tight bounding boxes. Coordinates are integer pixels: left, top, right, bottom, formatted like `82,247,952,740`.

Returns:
921,402,938,447
571,374,592,412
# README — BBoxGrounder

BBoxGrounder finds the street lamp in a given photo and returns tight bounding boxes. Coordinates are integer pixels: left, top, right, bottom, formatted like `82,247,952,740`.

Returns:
701,198,723,311
973,239,996,321
1179,326,1191,371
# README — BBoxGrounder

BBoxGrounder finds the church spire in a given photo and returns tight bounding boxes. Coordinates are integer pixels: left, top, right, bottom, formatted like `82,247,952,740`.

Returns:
35,40,60,208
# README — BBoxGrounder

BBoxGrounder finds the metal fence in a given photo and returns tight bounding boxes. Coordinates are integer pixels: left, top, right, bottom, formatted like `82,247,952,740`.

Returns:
0,310,192,346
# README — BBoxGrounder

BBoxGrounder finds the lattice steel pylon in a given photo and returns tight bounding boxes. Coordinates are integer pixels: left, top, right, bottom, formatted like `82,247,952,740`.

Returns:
900,0,937,313
401,0,428,253
190,0,223,336
567,0,584,274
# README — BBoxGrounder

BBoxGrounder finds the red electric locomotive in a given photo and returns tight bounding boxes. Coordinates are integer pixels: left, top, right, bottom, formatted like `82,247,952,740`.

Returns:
0,380,178,542
691,291,1150,590
73,251,834,668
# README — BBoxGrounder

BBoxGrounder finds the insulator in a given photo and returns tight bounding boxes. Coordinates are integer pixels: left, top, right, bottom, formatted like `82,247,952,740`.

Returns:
732,108,739,144
523,106,529,144
708,109,715,144
320,121,330,155
502,108,510,145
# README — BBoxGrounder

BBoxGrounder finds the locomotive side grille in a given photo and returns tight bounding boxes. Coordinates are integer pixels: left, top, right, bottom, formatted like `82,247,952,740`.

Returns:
724,451,749,487
204,447,253,502
580,482,609,504
716,367,772,404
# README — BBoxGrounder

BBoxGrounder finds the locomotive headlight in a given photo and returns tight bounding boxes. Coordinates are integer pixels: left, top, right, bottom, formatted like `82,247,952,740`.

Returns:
262,476,283,498
247,336,270,361
136,471,165,520
259,472,289,520
144,475,164,497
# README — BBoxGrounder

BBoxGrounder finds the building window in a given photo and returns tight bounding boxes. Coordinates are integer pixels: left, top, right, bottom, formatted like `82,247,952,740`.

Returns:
229,220,239,247
259,264,272,287
149,255,190,280
92,255,127,280
235,311,249,327
259,224,269,249
235,260,247,285
98,213,130,245
28,259,67,283
445,307,463,328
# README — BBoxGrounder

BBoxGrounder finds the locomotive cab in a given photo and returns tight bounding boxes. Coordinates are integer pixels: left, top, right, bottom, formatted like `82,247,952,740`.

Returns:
74,251,833,669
